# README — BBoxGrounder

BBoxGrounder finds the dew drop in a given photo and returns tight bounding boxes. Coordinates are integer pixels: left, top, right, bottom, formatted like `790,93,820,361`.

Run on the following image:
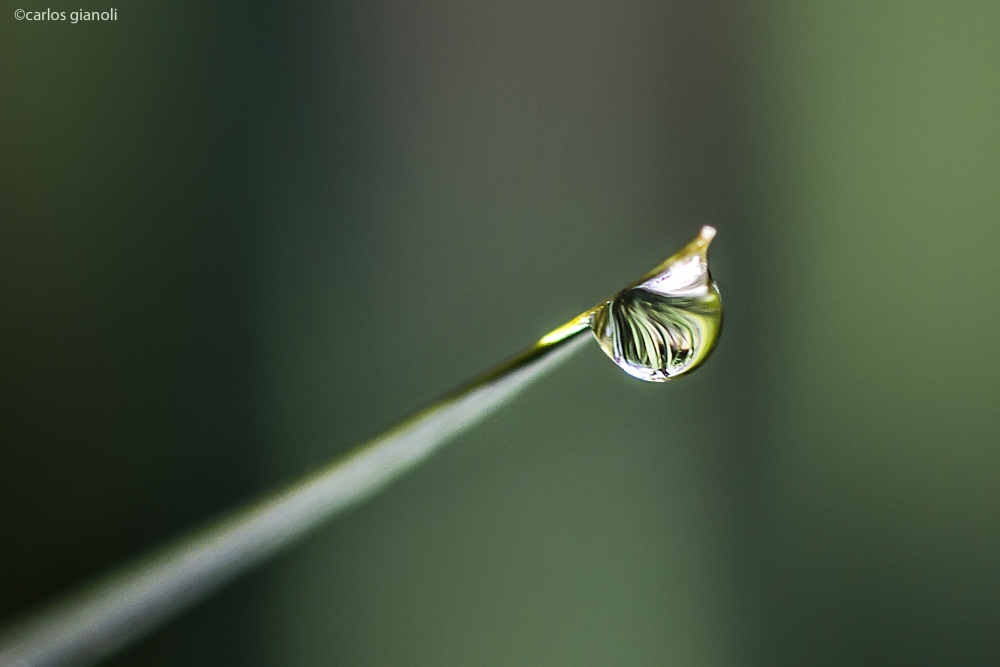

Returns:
590,226,722,382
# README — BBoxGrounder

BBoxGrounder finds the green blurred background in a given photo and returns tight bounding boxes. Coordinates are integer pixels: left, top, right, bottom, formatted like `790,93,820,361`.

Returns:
2,0,998,665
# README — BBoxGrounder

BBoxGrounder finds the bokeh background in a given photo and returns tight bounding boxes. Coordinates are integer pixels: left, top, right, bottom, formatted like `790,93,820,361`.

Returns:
2,0,999,665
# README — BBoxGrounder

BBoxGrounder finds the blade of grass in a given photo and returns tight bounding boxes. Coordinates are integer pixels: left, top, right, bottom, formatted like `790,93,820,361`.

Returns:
0,225,721,667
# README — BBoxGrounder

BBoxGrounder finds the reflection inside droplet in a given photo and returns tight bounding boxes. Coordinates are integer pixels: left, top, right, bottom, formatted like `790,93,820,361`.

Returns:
590,226,722,382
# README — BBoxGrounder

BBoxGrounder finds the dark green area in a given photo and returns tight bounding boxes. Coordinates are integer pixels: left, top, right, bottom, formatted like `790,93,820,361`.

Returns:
2,0,997,665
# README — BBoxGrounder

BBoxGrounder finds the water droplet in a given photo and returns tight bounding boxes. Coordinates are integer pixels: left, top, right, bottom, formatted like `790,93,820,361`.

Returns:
590,226,722,382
